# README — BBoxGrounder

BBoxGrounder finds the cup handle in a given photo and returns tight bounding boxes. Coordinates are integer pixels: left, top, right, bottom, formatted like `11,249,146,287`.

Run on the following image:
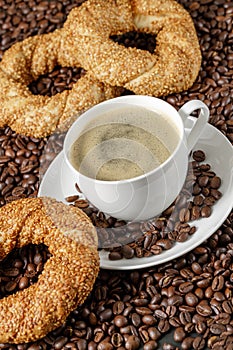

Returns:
178,100,209,153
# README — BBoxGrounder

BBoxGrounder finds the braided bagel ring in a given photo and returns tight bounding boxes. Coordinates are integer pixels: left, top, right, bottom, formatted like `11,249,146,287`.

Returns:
64,0,201,96
63,0,156,86
0,197,99,344
0,30,121,138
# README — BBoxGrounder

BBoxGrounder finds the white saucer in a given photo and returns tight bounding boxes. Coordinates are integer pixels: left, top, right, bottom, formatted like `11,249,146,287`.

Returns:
38,120,233,270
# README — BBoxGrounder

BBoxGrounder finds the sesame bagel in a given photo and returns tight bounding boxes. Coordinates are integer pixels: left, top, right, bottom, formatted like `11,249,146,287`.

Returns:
0,197,99,344
64,0,201,96
0,30,121,138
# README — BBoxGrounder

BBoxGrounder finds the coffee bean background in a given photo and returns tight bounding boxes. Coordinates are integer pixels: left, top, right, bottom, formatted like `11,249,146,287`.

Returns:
0,0,233,349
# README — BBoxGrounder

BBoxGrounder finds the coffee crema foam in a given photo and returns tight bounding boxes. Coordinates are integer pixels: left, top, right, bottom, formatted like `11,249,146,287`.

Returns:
69,106,180,181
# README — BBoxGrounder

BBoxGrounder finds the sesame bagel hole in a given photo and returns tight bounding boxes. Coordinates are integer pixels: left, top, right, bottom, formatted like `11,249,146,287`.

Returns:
28,66,87,97
0,243,51,299
110,31,156,54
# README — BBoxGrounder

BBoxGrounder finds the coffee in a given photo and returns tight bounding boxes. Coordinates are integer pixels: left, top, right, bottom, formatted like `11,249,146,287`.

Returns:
69,106,179,181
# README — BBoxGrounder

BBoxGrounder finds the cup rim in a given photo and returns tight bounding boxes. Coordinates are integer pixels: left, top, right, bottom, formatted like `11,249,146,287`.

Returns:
63,95,185,185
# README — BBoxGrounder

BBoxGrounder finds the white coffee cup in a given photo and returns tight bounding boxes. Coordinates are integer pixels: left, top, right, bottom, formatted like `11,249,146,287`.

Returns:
63,96,209,221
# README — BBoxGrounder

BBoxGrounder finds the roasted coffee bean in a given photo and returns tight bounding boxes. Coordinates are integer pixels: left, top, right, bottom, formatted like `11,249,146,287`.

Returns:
147,327,161,341
173,327,186,342
203,196,216,206
156,239,173,250
181,336,194,350
65,195,79,203
191,262,202,275
27,345,43,350
222,300,233,314
210,323,226,335
211,189,222,200
133,298,149,307
196,277,212,289
125,335,140,350
179,208,190,223
196,300,212,317
191,205,202,220
139,328,149,343
215,313,231,325
176,230,189,242
97,339,113,350
162,344,176,350
193,150,205,162
210,176,221,189
77,339,87,350
184,322,194,334
3,268,20,277
18,276,29,290
13,259,23,269
113,301,125,315
184,293,198,308
179,311,192,325
4,280,17,293
135,307,153,316
88,341,97,350
54,336,68,350
201,205,211,217
157,319,170,333
142,315,156,326
167,295,183,306
169,317,182,328
111,333,123,347
192,184,202,195
131,313,141,327
201,187,210,197
195,321,207,335
193,195,204,206
143,340,158,350
198,175,209,187
109,251,122,260
166,305,177,318
114,315,128,328
94,330,104,343
74,199,89,209
99,309,113,322
121,245,135,259
26,263,36,274
154,310,167,320
212,275,225,291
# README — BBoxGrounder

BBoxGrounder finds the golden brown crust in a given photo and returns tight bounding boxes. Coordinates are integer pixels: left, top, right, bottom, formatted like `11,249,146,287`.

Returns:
0,197,99,344
63,0,156,86
0,30,121,138
125,0,202,95
64,0,201,96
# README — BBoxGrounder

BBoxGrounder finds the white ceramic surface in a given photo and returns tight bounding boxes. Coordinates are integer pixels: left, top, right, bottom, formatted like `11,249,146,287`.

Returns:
63,96,209,221
38,118,233,270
